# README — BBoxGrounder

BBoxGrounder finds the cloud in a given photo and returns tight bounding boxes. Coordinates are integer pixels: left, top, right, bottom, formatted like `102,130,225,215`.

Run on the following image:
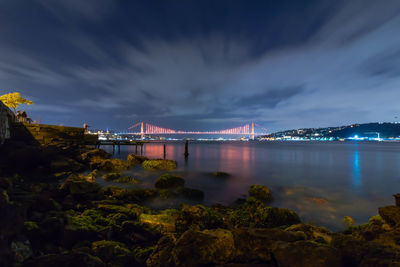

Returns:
1,0,400,131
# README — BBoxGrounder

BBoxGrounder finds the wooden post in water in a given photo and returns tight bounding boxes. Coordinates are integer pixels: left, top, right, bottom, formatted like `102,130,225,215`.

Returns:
163,144,166,159
184,140,189,158
394,194,400,207
118,142,120,153
135,144,138,154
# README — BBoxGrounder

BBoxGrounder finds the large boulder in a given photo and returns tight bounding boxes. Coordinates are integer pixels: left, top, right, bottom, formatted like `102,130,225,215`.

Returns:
173,229,235,266
154,174,185,189
248,184,273,202
272,240,342,267
142,159,177,171
379,206,400,227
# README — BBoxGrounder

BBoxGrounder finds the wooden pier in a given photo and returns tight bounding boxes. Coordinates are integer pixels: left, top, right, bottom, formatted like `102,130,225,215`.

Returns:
95,140,148,153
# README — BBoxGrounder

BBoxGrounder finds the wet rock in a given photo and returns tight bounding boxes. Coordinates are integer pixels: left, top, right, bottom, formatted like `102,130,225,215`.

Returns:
272,240,342,267
211,171,231,178
173,229,235,266
154,174,184,189
24,251,105,267
248,185,272,202
127,154,149,164
379,206,400,227
142,159,177,171
175,204,225,234
92,240,134,267
232,228,305,263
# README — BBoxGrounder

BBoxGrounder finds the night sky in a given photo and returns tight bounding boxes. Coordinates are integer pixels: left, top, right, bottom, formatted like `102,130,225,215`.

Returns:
1,0,400,132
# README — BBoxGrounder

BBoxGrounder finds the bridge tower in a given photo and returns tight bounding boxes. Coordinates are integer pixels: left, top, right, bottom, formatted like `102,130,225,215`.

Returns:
140,122,144,140
251,122,255,140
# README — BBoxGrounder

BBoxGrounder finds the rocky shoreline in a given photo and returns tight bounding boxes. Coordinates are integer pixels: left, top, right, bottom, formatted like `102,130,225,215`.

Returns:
1,141,400,267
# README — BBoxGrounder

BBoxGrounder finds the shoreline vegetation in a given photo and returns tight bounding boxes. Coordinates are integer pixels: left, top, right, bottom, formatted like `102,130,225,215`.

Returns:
2,141,400,266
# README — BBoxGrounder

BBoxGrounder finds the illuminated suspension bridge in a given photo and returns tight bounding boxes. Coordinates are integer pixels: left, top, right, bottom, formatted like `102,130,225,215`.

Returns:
122,122,267,140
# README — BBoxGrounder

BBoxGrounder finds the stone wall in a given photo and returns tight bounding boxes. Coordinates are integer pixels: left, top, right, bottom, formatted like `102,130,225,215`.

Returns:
0,101,15,144
16,123,98,146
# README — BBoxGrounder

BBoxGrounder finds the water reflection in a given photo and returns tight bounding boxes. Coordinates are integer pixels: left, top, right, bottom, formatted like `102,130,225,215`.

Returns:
352,145,361,188
104,141,400,230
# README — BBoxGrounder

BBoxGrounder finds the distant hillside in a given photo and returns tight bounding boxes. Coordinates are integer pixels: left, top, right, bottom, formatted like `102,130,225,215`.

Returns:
267,123,400,139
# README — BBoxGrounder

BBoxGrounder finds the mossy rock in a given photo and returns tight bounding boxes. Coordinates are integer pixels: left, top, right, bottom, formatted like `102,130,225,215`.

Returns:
101,172,122,181
248,184,273,202
139,209,180,233
175,204,224,234
177,187,205,201
67,209,108,232
114,176,140,184
173,229,235,266
92,240,134,266
127,154,149,164
229,198,300,228
103,186,127,198
157,189,179,199
211,171,231,178
123,188,158,202
285,224,333,244
24,251,105,267
97,204,147,219
81,148,111,161
154,174,184,189
83,169,99,182
60,174,103,199
142,159,177,171
134,246,156,265
90,158,131,172
232,228,306,262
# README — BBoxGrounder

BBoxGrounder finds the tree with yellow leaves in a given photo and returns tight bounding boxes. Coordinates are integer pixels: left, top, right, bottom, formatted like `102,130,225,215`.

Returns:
0,92,33,114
